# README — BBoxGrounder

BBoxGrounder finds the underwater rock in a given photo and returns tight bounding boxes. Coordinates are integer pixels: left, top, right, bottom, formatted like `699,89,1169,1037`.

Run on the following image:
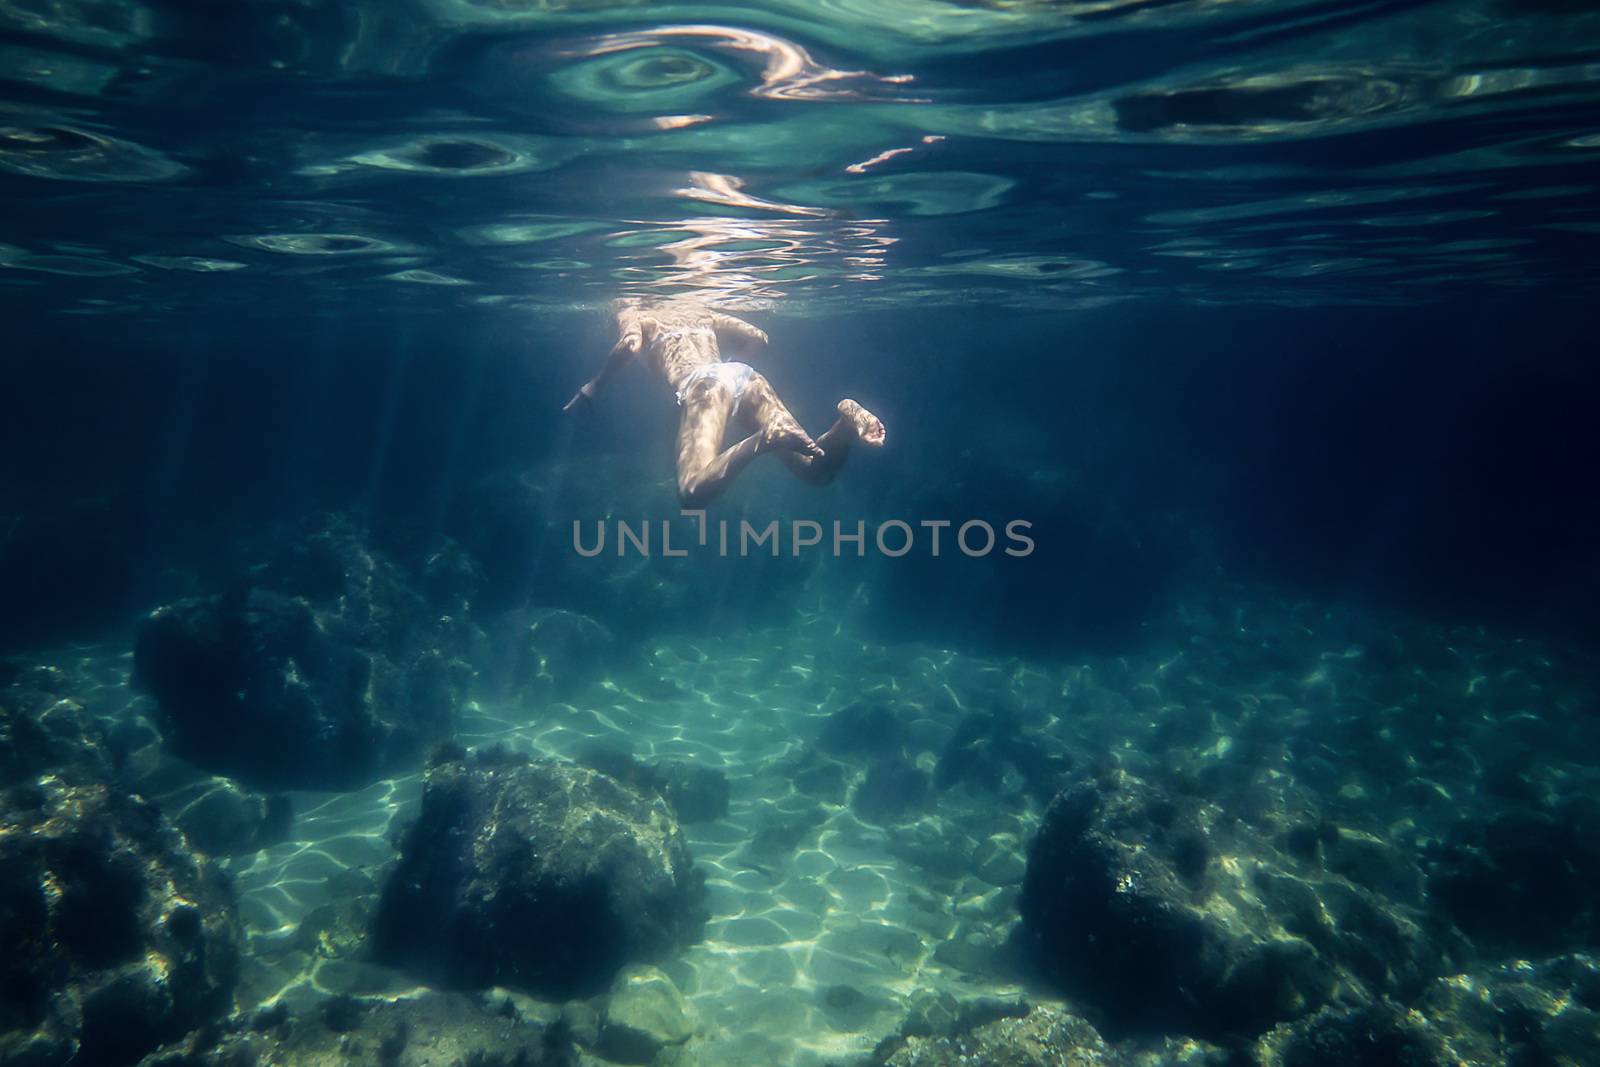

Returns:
1253,1000,1454,1067
371,750,706,998
598,964,695,1063
0,779,240,1067
881,990,1029,1046
134,516,477,790
4,660,293,857
135,588,430,789
879,1004,1124,1067
133,990,574,1067
1020,769,1454,1040
1410,954,1600,1065
0,689,112,789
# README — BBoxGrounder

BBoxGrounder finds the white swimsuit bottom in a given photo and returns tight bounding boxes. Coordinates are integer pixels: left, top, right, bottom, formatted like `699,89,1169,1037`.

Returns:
676,361,756,415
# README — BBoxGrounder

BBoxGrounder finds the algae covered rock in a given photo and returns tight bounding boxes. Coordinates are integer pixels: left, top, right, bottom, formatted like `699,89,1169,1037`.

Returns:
1020,769,1453,1039
133,516,476,790
0,779,240,1067
881,1004,1124,1067
0,688,111,789
1407,954,1600,1067
1253,1000,1455,1067
133,990,573,1067
371,750,706,998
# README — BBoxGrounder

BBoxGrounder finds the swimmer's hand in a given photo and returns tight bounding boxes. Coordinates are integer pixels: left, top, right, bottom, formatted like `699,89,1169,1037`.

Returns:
563,383,596,413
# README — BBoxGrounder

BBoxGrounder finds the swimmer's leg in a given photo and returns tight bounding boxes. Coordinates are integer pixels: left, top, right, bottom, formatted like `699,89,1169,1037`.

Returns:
676,378,819,506
740,376,883,487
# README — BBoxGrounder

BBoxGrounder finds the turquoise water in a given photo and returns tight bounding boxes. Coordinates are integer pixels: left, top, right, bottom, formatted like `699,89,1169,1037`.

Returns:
3,3,1600,1067
2,0,1599,313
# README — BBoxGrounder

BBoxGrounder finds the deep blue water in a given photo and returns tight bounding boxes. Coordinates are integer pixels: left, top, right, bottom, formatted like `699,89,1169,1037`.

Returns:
4,3,1600,1066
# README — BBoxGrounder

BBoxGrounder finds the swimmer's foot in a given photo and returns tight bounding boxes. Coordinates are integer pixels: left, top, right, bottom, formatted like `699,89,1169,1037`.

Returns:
762,421,824,458
837,399,886,446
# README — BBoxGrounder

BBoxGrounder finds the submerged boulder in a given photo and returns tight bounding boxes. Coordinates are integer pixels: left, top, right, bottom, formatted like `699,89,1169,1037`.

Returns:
133,990,573,1067
371,751,706,998
1404,954,1600,1067
880,1004,1124,1067
0,779,240,1067
1020,769,1455,1040
1253,1000,1454,1067
599,964,696,1064
134,516,476,790
0,687,111,790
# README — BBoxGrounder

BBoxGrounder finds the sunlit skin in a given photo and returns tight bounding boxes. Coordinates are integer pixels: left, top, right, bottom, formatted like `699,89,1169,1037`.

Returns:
564,299,885,506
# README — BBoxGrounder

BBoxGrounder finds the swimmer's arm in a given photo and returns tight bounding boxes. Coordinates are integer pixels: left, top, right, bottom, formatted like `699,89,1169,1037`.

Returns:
564,324,642,411
710,313,769,357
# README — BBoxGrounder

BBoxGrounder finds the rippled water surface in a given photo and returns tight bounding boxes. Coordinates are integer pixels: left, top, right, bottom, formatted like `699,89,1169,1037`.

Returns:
3,0,1600,315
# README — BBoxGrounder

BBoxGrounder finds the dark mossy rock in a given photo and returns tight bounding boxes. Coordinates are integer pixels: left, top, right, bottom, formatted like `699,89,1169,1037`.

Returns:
134,517,477,791
135,589,422,789
134,990,575,1067
0,691,111,790
1021,770,1453,1040
879,1004,1126,1067
0,780,240,1067
2,673,290,858
1408,954,1600,1066
1254,1001,1453,1067
879,990,1029,1047
371,752,706,998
